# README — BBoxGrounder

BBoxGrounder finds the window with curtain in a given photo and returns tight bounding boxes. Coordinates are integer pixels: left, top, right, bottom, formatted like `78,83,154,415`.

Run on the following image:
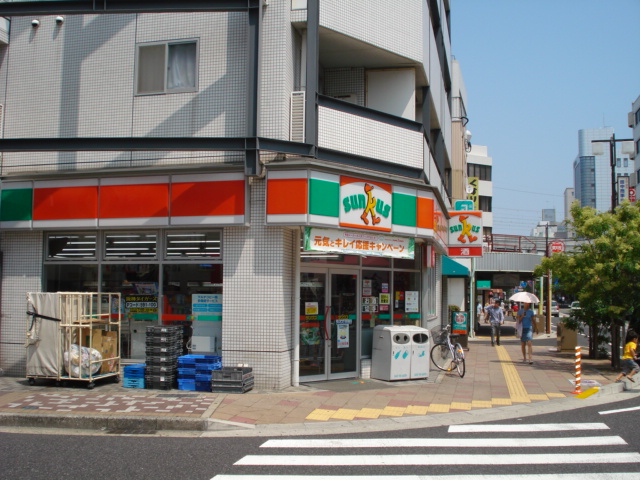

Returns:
136,40,198,95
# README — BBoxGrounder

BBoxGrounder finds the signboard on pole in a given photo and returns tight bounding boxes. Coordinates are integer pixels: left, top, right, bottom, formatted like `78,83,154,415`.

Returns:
629,186,636,203
549,241,565,254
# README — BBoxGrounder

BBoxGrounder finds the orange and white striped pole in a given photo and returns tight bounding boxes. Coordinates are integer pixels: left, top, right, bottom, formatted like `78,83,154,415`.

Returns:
571,346,582,394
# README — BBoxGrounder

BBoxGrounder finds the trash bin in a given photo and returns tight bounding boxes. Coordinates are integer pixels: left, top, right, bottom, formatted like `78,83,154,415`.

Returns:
557,320,578,351
407,326,430,379
371,325,411,381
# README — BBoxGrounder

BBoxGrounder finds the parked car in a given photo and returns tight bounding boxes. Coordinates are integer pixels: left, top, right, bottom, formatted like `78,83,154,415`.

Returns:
570,301,581,315
544,300,560,316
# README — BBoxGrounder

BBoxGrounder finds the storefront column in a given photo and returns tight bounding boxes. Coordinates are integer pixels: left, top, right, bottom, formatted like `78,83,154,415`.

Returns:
223,179,296,390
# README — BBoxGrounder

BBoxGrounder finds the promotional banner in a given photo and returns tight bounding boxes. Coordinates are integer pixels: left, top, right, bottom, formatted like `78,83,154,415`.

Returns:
304,226,414,259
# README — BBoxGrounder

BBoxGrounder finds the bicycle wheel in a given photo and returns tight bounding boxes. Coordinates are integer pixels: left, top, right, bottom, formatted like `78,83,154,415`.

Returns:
454,343,466,378
430,343,454,371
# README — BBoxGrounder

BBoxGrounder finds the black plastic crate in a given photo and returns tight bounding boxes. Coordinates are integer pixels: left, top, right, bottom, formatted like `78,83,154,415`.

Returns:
211,383,253,394
145,345,181,355
146,364,176,375
146,326,182,335
211,367,253,383
145,355,178,366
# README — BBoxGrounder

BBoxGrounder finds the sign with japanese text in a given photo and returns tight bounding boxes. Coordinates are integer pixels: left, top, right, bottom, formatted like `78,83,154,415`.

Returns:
192,294,222,321
466,177,479,210
125,295,158,313
304,226,414,259
448,211,483,257
629,187,636,203
451,311,468,335
618,175,630,204
549,241,565,254
339,177,392,232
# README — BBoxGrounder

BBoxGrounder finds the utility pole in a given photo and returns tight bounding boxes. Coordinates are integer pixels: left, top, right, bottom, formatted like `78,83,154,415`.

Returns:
545,223,551,334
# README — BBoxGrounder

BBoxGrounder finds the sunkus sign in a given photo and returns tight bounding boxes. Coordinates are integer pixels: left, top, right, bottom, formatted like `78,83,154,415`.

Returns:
339,177,392,232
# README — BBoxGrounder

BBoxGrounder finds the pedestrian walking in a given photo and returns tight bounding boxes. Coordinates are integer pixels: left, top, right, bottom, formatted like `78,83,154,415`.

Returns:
517,302,535,364
614,330,638,383
485,299,504,346
477,301,484,324
512,303,519,318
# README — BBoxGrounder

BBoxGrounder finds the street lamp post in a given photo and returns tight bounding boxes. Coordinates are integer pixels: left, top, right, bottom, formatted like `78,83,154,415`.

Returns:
592,134,634,212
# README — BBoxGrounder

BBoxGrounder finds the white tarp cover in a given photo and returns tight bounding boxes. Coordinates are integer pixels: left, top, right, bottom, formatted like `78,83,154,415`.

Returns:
25,292,62,377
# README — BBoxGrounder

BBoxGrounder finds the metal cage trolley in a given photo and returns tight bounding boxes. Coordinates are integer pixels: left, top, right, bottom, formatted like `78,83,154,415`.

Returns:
26,292,122,389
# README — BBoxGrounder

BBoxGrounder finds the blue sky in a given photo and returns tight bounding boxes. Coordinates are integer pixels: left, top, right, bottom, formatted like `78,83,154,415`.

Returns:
451,0,640,236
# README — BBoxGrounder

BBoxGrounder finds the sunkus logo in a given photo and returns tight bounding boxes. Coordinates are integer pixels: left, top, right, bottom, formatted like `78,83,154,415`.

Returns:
340,178,392,231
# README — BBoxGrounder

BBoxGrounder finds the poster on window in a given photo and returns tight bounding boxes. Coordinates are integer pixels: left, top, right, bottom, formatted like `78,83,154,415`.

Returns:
305,302,319,315
405,291,419,313
336,321,350,348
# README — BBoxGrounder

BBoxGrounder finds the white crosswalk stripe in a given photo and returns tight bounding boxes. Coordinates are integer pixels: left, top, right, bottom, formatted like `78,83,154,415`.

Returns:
211,422,640,479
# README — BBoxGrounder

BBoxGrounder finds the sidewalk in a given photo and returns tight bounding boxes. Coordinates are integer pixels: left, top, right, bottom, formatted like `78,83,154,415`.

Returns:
0,323,636,435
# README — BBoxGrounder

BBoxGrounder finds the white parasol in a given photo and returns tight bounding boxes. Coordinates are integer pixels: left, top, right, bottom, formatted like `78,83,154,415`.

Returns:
509,291,540,304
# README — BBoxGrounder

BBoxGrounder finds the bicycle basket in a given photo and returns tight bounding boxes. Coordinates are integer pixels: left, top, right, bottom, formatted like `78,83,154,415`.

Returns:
431,328,448,344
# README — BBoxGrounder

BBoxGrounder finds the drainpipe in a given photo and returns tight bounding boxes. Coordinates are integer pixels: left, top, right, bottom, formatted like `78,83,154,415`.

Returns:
292,228,301,387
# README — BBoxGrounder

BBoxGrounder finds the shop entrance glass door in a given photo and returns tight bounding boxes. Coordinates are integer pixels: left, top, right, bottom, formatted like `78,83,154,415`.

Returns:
299,269,359,381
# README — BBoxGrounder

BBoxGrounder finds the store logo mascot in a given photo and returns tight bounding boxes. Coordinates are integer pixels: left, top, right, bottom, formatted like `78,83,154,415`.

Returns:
457,215,478,243
360,183,381,226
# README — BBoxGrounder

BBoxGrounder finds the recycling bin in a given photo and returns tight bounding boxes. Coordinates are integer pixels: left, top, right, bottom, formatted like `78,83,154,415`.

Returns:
371,325,430,381
406,326,430,379
371,325,411,381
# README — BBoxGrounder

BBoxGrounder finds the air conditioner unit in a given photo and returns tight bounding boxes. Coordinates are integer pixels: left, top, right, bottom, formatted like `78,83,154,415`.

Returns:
290,91,305,143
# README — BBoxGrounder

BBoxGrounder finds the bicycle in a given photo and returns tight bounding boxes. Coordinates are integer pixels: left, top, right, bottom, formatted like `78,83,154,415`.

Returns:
430,325,465,377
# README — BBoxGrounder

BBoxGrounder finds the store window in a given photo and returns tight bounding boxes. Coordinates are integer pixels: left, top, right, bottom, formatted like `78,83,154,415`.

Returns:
47,233,97,259
43,229,223,359
165,231,221,258
136,40,198,95
104,232,157,259
361,270,391,357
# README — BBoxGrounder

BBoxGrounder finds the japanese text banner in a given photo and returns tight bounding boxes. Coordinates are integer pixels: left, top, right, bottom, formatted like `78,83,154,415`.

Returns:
304,227,414,259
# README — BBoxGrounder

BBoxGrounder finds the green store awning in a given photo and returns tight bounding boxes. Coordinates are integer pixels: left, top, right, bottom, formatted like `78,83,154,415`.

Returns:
442,256,470,277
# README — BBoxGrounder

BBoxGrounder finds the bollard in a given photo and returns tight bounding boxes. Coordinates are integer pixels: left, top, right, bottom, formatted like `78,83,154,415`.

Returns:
571,346,582,394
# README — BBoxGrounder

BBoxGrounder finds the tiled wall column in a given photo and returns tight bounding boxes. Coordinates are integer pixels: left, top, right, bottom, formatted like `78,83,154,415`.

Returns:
223,178,295,390
0,231,43,376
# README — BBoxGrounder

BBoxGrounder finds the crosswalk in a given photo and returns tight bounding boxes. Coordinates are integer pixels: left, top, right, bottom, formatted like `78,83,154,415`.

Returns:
211,422,640,479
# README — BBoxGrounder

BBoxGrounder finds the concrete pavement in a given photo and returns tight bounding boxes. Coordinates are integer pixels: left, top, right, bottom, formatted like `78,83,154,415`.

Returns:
1,321,638,437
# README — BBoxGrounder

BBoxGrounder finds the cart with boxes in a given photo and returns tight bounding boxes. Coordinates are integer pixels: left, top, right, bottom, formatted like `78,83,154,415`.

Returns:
25,292,121,388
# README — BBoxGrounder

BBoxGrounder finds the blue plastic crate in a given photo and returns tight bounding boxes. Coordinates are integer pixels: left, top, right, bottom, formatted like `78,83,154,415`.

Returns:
195,373,212,382
177,367,196,375
177,379,210,392
178,372,196,380
123,377,145,389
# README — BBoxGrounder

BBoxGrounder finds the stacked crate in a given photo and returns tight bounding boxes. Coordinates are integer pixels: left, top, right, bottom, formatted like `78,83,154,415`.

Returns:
211,366,254,393
145,326,182,390
177,355,222,392
123,364,145,389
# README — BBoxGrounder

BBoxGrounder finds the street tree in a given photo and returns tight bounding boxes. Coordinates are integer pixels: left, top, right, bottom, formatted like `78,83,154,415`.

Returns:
534,201,640,368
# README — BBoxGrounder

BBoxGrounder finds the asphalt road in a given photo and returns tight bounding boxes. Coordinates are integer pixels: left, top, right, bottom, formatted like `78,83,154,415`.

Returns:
2,395,639,479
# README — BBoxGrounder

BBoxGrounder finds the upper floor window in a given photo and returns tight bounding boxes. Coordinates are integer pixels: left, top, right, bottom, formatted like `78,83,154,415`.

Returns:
136,40,198,95
467,163,492,181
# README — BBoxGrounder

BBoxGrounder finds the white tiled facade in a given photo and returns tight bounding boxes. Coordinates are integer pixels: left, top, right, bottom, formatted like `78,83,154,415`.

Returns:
0,1,453,388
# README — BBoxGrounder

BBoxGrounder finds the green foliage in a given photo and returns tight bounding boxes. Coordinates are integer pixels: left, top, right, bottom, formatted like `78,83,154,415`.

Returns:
534,201,640,358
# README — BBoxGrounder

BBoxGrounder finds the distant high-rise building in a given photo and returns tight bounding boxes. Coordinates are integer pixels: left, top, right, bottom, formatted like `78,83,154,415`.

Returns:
564,188,575,221
631,95,640,197
573,127,633,213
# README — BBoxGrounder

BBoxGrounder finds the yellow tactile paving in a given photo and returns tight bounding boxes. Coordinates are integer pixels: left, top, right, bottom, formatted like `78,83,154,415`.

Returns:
491,398,513,406
427,403,450,413
356,408,382,419
380,406,407,417
331,408,361,420
450,402,472,410
306,409,337,421
405,405,429,415
496,345,531,403
528,394,549,401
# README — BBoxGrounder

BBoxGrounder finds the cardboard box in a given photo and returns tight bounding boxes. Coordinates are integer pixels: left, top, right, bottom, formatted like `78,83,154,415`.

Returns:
101,331,118,373
80,328,103,351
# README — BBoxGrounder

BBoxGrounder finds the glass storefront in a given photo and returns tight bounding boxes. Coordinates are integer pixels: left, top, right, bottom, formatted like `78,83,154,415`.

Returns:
43,230,223,359
299,247,424,380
